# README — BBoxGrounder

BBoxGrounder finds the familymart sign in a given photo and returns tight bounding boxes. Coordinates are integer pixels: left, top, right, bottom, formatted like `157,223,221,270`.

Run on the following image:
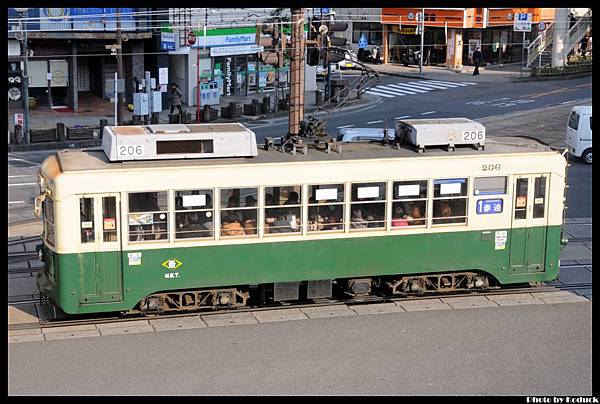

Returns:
192,27,256,48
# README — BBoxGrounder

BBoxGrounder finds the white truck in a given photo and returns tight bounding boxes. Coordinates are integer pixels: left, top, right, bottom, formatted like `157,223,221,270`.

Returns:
566,105,592,164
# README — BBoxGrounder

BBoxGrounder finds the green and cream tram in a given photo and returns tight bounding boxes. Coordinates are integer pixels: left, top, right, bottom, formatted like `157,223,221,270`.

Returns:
35,123,568,314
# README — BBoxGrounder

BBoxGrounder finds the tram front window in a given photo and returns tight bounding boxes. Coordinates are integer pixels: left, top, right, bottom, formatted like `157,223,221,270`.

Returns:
128,192,169,242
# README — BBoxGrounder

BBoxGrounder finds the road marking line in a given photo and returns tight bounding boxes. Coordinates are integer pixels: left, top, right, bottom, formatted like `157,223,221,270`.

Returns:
365,90,396,98
429,80,473,86
560,100,577,104
8,157,41,166
366,120,383,124
376,85,417,94
9,201,26,204
421,111,436,115
337,125,355,129
526,87,578,99
8,175,35,178
8,183,37,187
370,86,409,96
387,83,429,93
576,83,592,88
395,115,411,120
406,82,445,90
420,81,461,88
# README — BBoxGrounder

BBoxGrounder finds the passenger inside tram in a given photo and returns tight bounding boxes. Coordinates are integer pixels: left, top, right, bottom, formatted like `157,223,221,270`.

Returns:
391,206,409,227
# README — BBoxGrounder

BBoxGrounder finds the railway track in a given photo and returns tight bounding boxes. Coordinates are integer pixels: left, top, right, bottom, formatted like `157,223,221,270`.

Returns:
8,278,592,332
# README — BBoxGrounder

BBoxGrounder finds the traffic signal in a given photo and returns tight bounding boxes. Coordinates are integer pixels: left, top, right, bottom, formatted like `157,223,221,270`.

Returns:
256,24,284,67
8,68,23,107
323,20,348,65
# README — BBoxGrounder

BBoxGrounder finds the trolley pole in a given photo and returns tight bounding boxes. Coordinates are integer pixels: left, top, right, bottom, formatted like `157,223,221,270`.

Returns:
116,8,124,125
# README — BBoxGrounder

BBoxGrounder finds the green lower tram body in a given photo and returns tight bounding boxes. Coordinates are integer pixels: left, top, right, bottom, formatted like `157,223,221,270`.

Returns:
37,225,563,314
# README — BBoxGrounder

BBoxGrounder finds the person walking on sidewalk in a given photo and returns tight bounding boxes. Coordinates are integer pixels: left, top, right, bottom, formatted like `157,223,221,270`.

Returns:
472,47,482,76
169,83,183,115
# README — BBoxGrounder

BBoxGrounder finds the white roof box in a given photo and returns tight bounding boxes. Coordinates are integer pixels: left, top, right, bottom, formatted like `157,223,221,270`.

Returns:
395,118,485,152
102,123,258,161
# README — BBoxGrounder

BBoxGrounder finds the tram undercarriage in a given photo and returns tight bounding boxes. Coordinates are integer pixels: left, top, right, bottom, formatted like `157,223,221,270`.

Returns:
133,271,494,314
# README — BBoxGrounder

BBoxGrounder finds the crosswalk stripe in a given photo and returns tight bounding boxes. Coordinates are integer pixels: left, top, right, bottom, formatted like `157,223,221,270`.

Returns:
429,80,475,86
375,85,417,95
365,90,396,98
368,87,407,96
424,80,464,87
387,83,430,93
412,81,460,88
407,81,456,90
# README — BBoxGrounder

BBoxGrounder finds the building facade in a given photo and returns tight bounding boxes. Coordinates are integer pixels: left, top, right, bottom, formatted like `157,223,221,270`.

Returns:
8,8,153,112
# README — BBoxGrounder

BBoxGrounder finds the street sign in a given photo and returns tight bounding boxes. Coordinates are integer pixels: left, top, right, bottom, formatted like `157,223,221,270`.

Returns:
14,113,23,126
513,13,532,32
357,34,368,49
538,21,547,32
161,32,176,51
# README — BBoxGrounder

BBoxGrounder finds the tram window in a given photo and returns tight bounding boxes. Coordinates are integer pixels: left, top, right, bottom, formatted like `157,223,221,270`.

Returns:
174,190,213,240
433,179,468,225
220,188,258,237
350,182,386,230
44,198,55,246
102,197,118,242
514,178,528,220
308,184,345,232
392,180,427,227
264,185,302,234
474,176,507,195
533,177,547,218
80,197,95,243
128,192,169,242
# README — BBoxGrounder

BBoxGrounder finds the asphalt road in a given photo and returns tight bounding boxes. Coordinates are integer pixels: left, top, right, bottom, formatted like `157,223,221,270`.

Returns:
8,302,591,395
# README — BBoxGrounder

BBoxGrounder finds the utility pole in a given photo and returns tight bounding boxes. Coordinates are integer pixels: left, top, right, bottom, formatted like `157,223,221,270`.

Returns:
419,8,425,78
116,8,124,125
288,8,305,136
15,8,30,142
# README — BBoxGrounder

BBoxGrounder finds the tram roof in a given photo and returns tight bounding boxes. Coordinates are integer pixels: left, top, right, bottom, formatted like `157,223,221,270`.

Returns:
56,136,555,173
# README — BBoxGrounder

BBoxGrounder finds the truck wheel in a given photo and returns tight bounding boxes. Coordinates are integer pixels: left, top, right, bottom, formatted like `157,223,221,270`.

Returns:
581,148,592,164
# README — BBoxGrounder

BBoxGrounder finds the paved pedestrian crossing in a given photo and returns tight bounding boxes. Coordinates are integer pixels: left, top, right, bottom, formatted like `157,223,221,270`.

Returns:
366,80,477,98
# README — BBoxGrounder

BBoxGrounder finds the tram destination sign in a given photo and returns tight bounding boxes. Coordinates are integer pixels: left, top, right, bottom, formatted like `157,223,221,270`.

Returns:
476,198,503,214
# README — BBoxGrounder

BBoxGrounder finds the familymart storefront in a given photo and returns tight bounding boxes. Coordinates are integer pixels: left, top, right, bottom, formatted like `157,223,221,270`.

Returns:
169,26,290,105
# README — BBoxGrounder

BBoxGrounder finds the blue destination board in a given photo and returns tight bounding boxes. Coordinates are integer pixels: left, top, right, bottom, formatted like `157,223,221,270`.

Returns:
476,198,503,214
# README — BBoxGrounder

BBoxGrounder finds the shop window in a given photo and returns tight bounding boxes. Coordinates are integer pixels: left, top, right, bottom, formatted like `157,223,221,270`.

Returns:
128,191,169,242
432,179,468,225
220,188,258,237
352,22,383,45
350,182,386,230
392,180,427,228
174,190,214,240
264,185,302,235
308,184,345,232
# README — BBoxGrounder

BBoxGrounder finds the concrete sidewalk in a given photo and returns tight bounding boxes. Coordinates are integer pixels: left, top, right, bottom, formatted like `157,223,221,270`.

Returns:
364,61,529,83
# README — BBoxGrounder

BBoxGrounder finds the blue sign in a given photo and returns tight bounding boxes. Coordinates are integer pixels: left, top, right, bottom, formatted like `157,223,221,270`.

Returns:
476,199,503,215
518,13,528,21
161,32,176,51
357,34,368,49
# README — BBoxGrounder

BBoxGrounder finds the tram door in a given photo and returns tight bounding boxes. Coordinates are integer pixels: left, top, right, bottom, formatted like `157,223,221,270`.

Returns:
78,194,123,304
509,175,549,273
